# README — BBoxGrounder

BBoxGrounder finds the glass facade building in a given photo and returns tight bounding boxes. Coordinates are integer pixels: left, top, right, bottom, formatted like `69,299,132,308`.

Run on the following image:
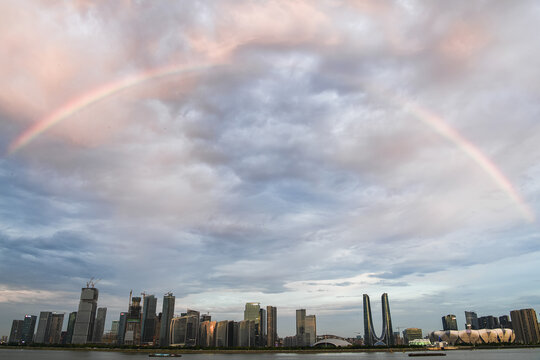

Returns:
159,293,175,346
21,315,37,344
266,306,277,347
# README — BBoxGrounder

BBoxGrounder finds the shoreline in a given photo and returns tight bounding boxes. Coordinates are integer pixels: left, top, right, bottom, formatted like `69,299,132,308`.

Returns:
1,345,539,354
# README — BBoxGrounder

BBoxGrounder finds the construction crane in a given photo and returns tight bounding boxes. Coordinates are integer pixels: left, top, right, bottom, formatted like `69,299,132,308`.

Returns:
86,277,100,288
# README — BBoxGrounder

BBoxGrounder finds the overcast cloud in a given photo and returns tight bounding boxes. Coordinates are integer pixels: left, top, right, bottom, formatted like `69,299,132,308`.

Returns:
1,0,540,337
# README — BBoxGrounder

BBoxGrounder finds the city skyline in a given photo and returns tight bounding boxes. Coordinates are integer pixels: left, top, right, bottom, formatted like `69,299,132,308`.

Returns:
1,0,540,339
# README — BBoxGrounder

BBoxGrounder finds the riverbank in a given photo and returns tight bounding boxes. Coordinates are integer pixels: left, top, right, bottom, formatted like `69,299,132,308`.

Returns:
1,344,539,354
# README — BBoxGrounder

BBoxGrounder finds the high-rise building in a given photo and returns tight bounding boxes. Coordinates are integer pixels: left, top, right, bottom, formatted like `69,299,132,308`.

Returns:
159,292,175,346
35,311,53,344
125,297,142,345
72,286,99,344
117,312,128,345
8,320,24,344
244,302,261,322
258,307,266,346
141,295,157,344
92,308,107,343
402,328,423,344
499,315,512,329
478,315,498,329
216,320,230,347
65,312,77,344
201,314,211,322
111,320,119,336
21,315,37,344
305,315,316,346
49,313,64,344
266,306,277,347
363,293,394,346
199,320,217,347
296,309,306,346
442,314,458,331
170,310,199,346
510,308,540,344
464,311,479,330
238,320,256,347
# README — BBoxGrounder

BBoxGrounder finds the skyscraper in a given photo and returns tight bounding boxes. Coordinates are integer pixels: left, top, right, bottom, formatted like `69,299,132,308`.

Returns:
244,302,261,322
92,308,107,343
305,315,316,346
296,309,306,346
363,293,394,346
478,315,498,329
21,315,37,344
266,306,277,347
464,311,479,330
117,312,128,345
159,292,175,346
170,310,199,346
65,312,77,344
141,294,157,344
49,313,64,344
125,297,142,345
34,311,53,344
72,286,99,344
510,308,540,344
442,314,458,330
8,320,24,344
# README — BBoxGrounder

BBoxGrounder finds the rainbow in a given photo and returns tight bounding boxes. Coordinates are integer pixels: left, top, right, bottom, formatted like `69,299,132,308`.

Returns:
7,65,534,222
403,101,535,223
7,63,212,155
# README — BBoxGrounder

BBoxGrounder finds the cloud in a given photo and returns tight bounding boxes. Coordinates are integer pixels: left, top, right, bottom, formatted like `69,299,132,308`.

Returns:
1,0,540,336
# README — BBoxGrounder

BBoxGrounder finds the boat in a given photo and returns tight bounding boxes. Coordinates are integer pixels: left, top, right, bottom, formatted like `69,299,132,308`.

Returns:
408,353,446,357
148,354,182,358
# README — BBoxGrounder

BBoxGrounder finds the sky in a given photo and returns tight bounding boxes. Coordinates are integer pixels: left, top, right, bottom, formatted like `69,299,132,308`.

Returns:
1,0,540,339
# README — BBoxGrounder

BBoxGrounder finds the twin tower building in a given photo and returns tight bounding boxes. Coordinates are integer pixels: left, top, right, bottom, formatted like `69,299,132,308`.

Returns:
363,293,394,346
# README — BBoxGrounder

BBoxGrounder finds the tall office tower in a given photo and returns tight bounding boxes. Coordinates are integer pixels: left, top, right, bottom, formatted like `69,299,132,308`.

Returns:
64,312,77,344
72,286,99,344
125,297,142,345
201,314,211,322
305,315,316,346
34,311,53,343
21,315,37,344
244,302,261,321
49,313,64,344
363,293,394,346
141,295,157,343
464,311,479,330
238,320,256,347
159,292,175,346
296,309,306,346
258,307,266,346
117,312,128,345
402,328,422,344
8,320,24,344
442,314,458,330
228,321,237,348
199,320,217,347
499,315,512,329
510,308,540,344
216,320,229,347
92,308,107,343
267,306,277,347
